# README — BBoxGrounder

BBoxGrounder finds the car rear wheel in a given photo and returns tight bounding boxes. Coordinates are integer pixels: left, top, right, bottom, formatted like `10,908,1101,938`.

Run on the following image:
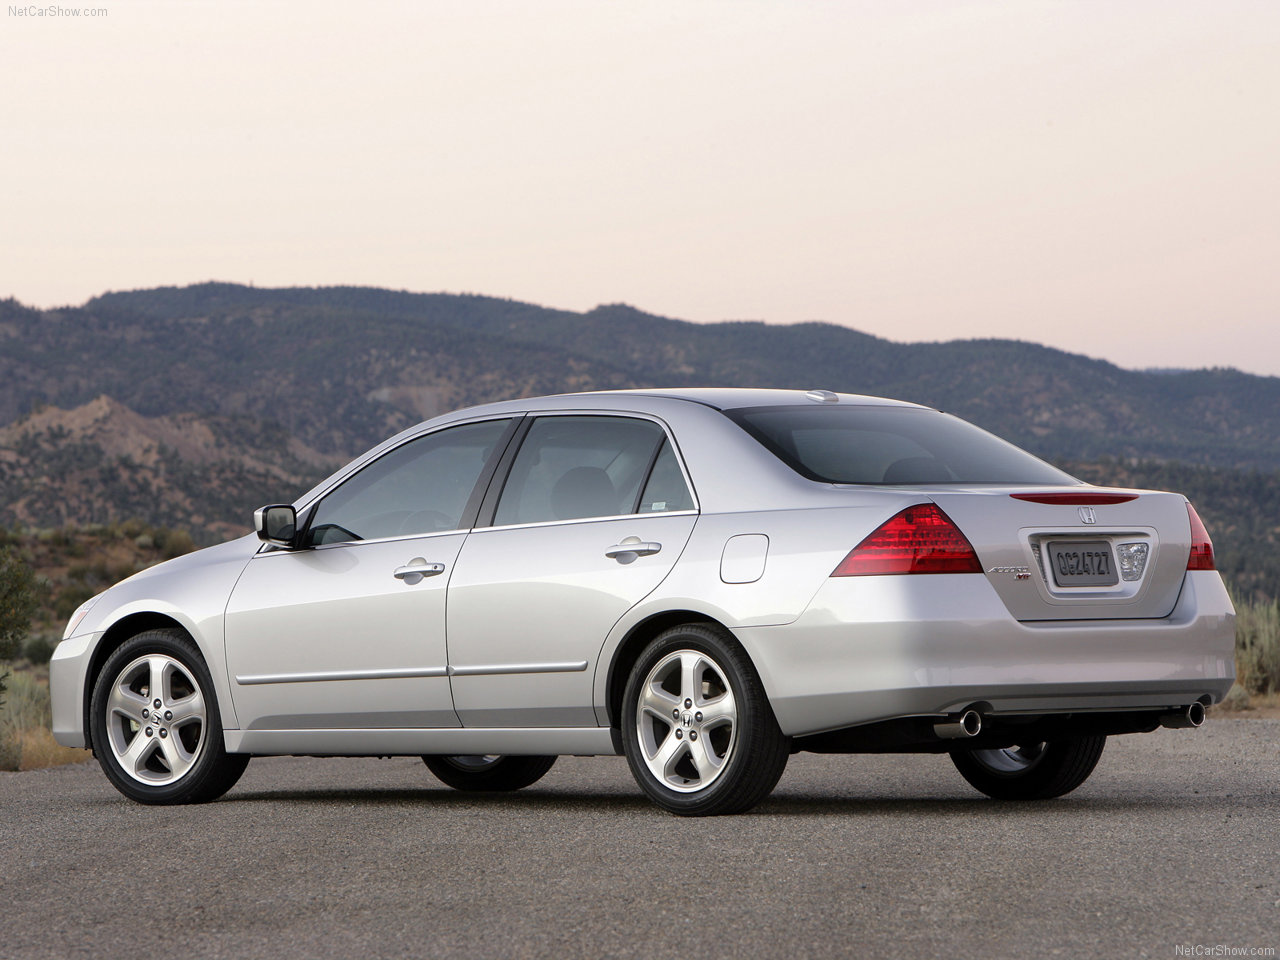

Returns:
621,623,789,816
950,736,1106,800
422,754,557,791
89,629,249,804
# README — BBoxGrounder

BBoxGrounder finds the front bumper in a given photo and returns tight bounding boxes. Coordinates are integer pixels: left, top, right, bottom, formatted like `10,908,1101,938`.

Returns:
737,570,1236,738
49,632,98,749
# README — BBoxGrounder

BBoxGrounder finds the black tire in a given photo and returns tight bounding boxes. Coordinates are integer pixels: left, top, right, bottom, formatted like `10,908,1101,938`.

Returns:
422,754,557,792
950,736,1107,801
89,628,250,805
621,623,790,816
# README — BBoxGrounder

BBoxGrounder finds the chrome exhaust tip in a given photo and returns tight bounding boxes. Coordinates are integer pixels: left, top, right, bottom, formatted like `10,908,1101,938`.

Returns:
1159,702,1206,729
934,708,983,739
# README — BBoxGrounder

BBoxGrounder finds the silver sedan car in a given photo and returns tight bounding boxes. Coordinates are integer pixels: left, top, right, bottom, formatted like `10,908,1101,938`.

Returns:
51,389,1236,815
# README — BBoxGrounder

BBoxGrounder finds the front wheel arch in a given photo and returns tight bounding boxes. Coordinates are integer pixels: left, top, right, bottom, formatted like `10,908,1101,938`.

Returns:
83,612,192,747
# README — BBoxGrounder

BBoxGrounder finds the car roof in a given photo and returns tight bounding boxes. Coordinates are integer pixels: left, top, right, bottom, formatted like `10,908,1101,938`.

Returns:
527,388,927,411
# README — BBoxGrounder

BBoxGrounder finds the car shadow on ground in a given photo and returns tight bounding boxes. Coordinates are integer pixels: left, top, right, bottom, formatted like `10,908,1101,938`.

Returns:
756,792,1280,817
194,786,658,813
77,786,1277,818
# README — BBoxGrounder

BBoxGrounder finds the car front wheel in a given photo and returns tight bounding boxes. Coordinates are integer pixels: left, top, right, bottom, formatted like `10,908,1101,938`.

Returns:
89,629,249,804
950,736,1106,800
621,623,789,816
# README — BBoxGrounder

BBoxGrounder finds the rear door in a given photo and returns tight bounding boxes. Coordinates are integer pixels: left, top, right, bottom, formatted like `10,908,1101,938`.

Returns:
445,414,698,727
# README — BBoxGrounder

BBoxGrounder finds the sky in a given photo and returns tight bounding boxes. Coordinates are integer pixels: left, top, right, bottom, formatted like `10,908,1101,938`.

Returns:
3,0,1278,376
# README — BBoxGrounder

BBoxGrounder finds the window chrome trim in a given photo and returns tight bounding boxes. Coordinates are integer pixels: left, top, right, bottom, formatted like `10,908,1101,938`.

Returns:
478,509,699,535
254,526,468,557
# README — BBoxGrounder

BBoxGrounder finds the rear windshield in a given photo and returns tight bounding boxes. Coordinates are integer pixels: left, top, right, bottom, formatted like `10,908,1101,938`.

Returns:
725,405,1077,485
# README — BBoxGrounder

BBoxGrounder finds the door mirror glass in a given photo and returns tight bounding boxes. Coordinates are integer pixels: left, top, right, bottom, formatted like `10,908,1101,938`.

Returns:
254,504,297,547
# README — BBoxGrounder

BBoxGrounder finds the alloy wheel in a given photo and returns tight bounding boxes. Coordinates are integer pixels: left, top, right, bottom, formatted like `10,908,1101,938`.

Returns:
103,653,207,785
635,650,738,793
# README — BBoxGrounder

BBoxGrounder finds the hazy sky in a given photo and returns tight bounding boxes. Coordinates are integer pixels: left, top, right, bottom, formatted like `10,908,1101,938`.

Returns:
3,1,1278,376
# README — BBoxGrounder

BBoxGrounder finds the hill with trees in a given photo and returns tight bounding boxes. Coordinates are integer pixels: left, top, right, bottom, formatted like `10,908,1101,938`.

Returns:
1,282,1277,597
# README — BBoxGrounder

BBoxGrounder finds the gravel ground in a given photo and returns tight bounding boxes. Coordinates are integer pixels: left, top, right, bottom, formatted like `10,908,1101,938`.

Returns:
2,719,1277,960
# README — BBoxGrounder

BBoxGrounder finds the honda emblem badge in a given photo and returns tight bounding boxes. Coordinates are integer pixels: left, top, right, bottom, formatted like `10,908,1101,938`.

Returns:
1078,506,1097,524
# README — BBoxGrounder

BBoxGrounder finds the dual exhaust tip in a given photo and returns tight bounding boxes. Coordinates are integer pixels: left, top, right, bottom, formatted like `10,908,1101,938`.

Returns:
932,701,1206,740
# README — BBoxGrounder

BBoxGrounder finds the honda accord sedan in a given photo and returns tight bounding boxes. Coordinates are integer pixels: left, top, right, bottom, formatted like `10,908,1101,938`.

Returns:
51,388,1236,815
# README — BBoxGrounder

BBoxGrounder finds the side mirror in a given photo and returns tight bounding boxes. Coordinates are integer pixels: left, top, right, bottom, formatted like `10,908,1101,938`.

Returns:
254,504,298,548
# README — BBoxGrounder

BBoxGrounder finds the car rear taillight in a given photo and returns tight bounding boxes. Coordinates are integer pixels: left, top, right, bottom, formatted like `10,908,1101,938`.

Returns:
1186,503,1216,571
832,504,982,576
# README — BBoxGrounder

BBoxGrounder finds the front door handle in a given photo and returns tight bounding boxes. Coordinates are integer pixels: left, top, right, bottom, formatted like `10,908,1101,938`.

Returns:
605,538,662,563
393,558,446,584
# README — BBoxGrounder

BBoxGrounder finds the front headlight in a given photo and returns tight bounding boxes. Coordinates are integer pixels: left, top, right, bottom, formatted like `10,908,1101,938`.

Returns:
63,593,105,640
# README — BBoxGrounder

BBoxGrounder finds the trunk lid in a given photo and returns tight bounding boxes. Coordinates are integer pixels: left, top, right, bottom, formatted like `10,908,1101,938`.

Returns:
928,486,1193,621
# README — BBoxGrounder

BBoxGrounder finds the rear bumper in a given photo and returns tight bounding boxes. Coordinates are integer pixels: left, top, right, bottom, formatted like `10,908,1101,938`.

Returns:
737,570,1236,737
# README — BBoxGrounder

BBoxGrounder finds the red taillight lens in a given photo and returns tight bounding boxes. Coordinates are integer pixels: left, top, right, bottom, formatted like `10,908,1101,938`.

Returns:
832,504,982,576
1186,503,1216,571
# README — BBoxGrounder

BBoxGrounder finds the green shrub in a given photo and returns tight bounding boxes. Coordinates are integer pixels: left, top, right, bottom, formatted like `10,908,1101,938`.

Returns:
0,545,47,708
54,584,97,620
22,634,55,665
156,528,195,560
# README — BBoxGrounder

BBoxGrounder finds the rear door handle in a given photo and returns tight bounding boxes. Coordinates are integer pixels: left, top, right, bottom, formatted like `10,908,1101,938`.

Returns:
393,558,446,583
605,539,662,562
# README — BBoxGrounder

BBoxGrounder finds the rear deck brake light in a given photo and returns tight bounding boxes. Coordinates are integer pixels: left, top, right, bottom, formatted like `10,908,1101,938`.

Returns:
1010,492,1138,505
832,504,982,576
1186,503,1216,571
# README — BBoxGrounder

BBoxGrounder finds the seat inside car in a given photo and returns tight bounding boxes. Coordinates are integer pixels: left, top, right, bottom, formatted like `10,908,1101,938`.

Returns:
551,466,618,520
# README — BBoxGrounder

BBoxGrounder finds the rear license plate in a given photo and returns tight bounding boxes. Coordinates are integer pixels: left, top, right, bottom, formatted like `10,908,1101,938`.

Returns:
1046,541,1118,587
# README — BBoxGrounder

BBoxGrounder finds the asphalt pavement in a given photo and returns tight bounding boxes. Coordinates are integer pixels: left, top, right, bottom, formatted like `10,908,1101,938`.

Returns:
2,719,1277,960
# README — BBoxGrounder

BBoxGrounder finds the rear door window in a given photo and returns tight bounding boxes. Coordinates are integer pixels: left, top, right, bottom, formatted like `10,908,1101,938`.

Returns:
493,416,693,525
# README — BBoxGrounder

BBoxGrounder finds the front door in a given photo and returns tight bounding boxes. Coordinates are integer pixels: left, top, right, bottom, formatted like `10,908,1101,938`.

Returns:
224,417,513,730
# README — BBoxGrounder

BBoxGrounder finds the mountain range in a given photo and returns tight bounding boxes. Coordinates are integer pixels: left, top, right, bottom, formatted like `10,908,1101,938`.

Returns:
1,282,1276,596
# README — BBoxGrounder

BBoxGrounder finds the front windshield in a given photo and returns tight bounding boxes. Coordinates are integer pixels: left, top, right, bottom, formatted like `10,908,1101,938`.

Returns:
725,405,1077,486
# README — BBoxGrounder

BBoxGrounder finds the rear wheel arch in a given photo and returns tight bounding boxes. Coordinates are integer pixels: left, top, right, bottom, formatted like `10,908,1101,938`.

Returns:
83,613,196,747
605,611,736,732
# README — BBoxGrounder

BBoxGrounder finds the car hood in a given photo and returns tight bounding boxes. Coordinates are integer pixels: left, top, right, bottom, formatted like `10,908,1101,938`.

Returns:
112,534,262,588
70,534,263,639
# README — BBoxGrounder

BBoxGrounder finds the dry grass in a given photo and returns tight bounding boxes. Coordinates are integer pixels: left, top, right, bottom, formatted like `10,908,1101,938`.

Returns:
0,663,92,771
9,725,91,770
1215,593,1280,716
1233,595,1280,695
1213,688,1280,719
